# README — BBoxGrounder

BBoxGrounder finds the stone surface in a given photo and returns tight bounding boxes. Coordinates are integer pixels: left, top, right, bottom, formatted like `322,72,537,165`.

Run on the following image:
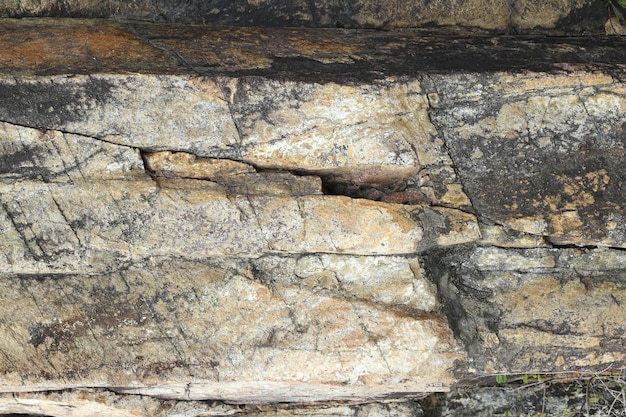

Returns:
606,16,626,35
421,376,625,417
0,389,425,417
0,71,460,203
1,16,626,417
0,0,609,33
0,18,180,75
0,256,461,400
430,72,626,248
423,246,626,374
0,174,478,272
143,151,324,196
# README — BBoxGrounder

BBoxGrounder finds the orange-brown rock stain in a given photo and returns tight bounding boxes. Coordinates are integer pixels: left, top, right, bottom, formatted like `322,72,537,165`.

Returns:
0,19,179,75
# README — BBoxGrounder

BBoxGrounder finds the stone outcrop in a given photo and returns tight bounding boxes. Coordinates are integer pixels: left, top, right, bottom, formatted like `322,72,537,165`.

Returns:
0,16,625,417
426,247,626,373
0,389,425,417
0,0,610,34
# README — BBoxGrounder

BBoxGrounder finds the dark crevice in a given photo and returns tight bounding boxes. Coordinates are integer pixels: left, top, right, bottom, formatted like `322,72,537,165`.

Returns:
546,237,626,252
139,151,158,182
321,175,432,205
123,146,484,210
138,148,438,205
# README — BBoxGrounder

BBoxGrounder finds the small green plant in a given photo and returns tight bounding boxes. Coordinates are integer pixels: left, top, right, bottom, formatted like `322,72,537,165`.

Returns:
491,368,626,416
522,373,543,384
603,0,626,24
610,0,626,7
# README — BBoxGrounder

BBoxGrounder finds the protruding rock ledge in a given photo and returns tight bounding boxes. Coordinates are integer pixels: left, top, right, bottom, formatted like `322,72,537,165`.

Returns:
0,0,610,34
0,178,480,272
0,389,422,417
1,17,626,413
3,19,626,79
0,256,461,400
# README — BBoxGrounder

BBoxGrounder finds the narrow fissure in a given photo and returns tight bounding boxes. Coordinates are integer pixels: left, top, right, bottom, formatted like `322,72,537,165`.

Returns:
138,148,436,205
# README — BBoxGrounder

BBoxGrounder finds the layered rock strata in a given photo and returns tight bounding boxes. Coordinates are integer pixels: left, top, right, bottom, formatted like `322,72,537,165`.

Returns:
0,18,625,416
0,0,610,34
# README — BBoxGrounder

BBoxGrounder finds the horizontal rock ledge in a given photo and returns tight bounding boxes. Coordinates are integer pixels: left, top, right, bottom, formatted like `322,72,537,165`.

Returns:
0,389,423,417
2,20,625,246
1,17,626,412
0,255,461,399
0,179,479,270
0,0,611,34
3,19,626,78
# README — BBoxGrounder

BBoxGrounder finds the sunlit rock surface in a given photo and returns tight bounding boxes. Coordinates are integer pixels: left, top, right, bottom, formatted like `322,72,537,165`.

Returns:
0,16,625,417
423,247,626,373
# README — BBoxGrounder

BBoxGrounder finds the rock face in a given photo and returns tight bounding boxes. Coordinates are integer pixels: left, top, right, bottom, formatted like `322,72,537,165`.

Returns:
425,247,626,373
0,0,609,33
430,72,626,248
0,17,625,417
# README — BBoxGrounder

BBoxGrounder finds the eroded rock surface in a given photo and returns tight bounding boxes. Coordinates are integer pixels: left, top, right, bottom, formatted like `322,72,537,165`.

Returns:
0,0,609,34
1,256,461,401
0,17,625,417
424,246,626,374
430,72,626,248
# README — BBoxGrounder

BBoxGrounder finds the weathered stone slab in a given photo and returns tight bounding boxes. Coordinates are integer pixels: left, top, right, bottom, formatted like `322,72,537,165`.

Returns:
0,75,241,157
422,379,620,417
0,18,180,75
0,122,144,182
423,246,626,374
127,22,626,76
477,223,550,248
0,256,461,401
0,0,608,34
430,72,626,247
1,16,626,414
3,19,626,80
143,151,324,196
0,389,424,417
4,19,626,210
0,178,479,272
0,74,445,196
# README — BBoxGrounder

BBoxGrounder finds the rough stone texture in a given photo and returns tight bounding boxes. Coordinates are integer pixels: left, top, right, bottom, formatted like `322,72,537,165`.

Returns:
0,72,457,205
0,118,475,400
0,0,610,33
0,19,180,75
606,16,626,35
1,17,626,417
430,72,626,248
421,375,626,417
424,247,626,374
0,389,425,417
0,174,478,270
0,255,460,401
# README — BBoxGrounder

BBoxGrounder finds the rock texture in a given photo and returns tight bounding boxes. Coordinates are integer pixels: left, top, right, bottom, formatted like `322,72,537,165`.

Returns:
425,247,626,373
430,72,626,248
0,17,625,417
0,0,610,33
0,389,425,417
422,373,626,417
